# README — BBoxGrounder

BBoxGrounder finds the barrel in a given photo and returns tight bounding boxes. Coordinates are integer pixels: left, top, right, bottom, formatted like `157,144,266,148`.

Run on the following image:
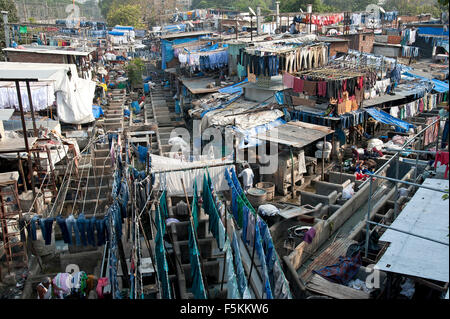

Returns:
255,182,275,201
246,188,267,207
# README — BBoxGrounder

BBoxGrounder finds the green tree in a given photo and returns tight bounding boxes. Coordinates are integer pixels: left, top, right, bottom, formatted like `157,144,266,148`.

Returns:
126,58,145,88
1,0,18,54
107,4,146,28
281,0,335,13
383,0,444,17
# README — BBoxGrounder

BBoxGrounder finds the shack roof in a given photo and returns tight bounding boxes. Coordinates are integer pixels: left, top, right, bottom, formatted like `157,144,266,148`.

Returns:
160,31,212,40
180,76,229,94
375,178,449,283
252,121,334,148
3,46,95,57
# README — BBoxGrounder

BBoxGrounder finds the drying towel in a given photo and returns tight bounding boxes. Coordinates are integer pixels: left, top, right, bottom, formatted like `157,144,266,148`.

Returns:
303,80,317,96
282,72,295,89
293,77,304,93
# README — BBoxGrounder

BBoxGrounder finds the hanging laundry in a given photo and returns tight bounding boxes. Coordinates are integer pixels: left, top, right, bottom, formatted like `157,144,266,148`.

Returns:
188,221,207,299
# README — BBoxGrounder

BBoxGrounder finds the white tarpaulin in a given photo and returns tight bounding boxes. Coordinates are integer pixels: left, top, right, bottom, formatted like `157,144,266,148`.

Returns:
0,62,95,124
151,154,235,196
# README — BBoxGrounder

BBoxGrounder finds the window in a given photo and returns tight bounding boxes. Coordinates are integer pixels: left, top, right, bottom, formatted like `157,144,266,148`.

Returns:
363,35,366,41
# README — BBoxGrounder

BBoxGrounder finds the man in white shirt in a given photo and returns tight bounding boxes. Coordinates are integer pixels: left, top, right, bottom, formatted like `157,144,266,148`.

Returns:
239,163,254,192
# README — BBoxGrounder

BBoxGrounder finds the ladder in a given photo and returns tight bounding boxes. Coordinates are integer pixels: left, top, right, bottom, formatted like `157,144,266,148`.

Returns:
0,172,28,273
32,145,58,203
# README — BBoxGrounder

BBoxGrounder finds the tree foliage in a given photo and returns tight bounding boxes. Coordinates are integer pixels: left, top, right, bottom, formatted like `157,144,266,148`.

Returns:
383,0,444,18
1,0,18,52
126,58,145,87
106,4,145,28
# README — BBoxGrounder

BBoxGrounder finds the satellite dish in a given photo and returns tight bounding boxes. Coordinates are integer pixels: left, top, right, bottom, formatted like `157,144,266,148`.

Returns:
365,4,384,20
248,7,256,16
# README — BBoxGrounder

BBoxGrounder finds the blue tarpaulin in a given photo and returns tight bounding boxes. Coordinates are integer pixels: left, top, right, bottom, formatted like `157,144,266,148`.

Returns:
108,31,125,36
403,72,449,93
114,25,134,30
234,117,286,149
218,78,248,94
92,105,104,119
417,26,449,36
275,91,284,105
162,37,199,69
366,108,414,131
162,24,186,32
131,101,140,114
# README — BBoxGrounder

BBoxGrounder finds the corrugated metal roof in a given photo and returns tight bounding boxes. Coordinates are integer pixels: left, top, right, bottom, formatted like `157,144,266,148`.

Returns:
252,121,334,148
375,178,449,283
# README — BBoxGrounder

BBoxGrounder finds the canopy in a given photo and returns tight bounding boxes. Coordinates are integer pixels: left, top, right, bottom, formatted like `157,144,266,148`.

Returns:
0,62,95,124
366,107,414,131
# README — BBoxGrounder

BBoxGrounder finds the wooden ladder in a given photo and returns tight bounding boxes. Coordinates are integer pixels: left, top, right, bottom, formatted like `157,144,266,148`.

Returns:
0,172,28,273
32,145,58,203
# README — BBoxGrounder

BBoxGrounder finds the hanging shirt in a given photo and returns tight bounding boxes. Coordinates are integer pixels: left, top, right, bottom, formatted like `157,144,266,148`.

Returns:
238,168,254,189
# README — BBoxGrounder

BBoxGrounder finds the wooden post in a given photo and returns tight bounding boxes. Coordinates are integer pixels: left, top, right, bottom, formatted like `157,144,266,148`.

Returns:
14,81,36,210
321,136,326,181
220,203,227,291
17,154,28,192
290,147,295,199
25,81,38,137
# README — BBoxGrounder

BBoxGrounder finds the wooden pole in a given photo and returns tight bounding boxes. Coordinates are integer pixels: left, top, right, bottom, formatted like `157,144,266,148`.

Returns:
14,81,36,210
220,201,227,291
321,136,326,181
25,81,38,137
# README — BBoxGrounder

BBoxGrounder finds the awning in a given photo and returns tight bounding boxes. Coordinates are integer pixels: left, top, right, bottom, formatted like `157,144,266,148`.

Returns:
366,107,414,131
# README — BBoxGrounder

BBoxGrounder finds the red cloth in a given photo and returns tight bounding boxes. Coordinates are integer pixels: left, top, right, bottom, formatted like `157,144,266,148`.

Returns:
317,81,327,97
434,151,449,178
372,147,383,157
283,71,295,88
293,77,304,93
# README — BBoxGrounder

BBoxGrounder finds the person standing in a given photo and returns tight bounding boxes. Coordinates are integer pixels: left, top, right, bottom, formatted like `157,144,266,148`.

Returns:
36,277,52,299
239,163,254,192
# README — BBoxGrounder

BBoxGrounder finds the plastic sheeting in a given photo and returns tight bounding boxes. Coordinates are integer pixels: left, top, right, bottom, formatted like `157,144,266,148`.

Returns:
366,107,414,131
0,62,95,124
234,117,286,149
218,78,248,95
162,37,199,69
417,27,449,36
92,105,104,119
402,72,449,93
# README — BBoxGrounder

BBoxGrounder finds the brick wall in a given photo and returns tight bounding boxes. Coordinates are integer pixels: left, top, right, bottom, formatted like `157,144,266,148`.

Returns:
398,15,431,24
339,33,374,53
358,33,374,53
329,41,349,57
6,51,65,64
